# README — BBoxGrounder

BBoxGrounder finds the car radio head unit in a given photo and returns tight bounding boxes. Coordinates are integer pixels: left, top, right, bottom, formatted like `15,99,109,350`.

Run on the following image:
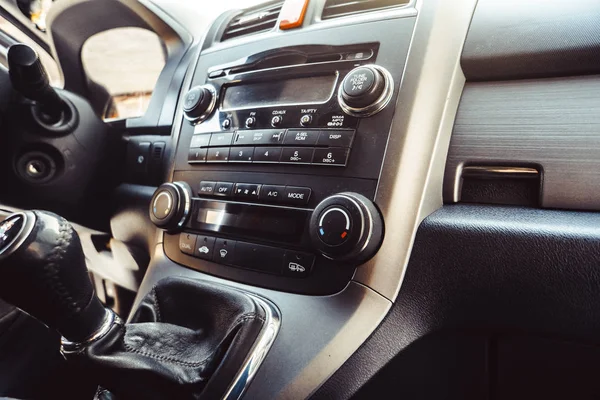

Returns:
161,35,410,295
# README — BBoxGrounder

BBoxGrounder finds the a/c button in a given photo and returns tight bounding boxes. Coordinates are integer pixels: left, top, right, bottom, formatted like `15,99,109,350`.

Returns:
259,185,285,203
284,186,311,206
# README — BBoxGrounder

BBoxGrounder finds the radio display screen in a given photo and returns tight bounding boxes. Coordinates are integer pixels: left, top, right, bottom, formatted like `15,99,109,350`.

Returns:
221,74,337,110
192,200,309,244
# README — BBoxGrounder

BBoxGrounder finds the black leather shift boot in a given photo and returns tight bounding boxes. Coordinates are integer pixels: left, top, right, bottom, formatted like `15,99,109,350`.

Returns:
68,277,266,399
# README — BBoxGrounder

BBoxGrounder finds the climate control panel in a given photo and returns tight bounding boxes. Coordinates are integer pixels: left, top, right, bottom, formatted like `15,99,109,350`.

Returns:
151,182,384,294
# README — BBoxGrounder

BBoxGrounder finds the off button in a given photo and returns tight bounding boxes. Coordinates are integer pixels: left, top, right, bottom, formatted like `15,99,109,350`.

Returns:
284,186,311,206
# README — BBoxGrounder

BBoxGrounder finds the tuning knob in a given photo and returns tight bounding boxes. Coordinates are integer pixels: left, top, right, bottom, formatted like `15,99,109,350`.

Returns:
183,85,217,123
149,182,192,232
338,65,394,118
309,192,384,264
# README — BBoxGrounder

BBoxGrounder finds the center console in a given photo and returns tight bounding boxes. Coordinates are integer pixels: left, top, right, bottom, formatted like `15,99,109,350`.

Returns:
156,19,413,295
135,0,477,397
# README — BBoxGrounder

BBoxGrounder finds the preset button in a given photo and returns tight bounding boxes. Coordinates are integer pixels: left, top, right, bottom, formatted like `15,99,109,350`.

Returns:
253,147,282,163
280,148,314,164
312,148,350,166
207,147,230,162
188,148,207,163
229,147,254,162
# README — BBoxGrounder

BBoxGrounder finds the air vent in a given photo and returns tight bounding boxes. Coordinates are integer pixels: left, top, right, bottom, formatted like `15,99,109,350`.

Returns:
221,1,283,41
321,0,410,20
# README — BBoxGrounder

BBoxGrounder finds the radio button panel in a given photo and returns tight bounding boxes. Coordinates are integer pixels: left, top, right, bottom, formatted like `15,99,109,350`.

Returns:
188,128,354,167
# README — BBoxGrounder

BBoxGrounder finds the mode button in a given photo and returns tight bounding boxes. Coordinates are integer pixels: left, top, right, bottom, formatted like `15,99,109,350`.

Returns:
284,186,311,206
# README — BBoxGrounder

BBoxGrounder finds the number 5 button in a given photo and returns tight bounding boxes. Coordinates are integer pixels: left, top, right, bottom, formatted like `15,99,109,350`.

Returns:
253,147,282,163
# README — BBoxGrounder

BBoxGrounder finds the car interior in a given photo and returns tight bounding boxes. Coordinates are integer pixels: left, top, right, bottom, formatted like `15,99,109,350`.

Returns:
1,0,600,399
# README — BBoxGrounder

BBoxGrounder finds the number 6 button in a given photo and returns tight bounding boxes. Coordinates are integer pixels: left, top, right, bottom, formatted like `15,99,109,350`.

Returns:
312,148,350,166
253,147,282,163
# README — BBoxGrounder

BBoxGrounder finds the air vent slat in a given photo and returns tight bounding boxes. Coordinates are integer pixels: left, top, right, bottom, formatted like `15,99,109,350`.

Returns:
322,0,410,20
221,1,283,42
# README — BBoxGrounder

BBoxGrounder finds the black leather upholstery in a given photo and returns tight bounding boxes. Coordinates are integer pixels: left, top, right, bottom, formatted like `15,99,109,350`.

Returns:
313,204,600,399
0,211,105,342
70,276,266,399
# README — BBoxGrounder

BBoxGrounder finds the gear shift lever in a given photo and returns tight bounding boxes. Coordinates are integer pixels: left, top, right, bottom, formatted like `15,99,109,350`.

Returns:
0,211,109,342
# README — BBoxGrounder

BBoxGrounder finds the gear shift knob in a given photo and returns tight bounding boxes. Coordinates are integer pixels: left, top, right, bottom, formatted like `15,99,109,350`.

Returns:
0,211,107,342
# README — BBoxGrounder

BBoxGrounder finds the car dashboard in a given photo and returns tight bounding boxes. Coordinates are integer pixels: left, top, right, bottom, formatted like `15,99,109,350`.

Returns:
2,0,600,399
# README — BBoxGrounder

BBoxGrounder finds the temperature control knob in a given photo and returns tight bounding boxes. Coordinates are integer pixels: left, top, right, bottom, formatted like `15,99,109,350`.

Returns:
149,182,192,232
338,65,394,118
309,192,384,264
183,85,217,123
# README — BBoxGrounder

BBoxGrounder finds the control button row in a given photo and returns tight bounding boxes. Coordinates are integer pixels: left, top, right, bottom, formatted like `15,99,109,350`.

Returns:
190,129,355,148
188,146,350,166
179,233,315,278
198,181,311,205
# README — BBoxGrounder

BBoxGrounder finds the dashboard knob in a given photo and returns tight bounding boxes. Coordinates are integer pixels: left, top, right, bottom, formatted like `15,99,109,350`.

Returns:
338,65,394,118
149,182,192,232
309,192,384,264
183,85,217,123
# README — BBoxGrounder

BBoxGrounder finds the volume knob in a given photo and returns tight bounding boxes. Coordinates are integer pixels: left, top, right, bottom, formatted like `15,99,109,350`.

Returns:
338,65,394,118
183,85,217,123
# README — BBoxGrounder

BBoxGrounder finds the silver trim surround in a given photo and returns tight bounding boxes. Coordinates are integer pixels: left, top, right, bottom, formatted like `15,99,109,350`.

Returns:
354,0,479,301
60,308,122,355
172,181,191,228
337,65,394,118
223,294,281,400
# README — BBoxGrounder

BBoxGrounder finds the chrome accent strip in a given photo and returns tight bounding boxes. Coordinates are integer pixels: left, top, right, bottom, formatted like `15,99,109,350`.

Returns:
223,294,281,400
184,84,218,124
337,65,394,118
462,166,540,179
60,308,122,355
173,181,191,228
